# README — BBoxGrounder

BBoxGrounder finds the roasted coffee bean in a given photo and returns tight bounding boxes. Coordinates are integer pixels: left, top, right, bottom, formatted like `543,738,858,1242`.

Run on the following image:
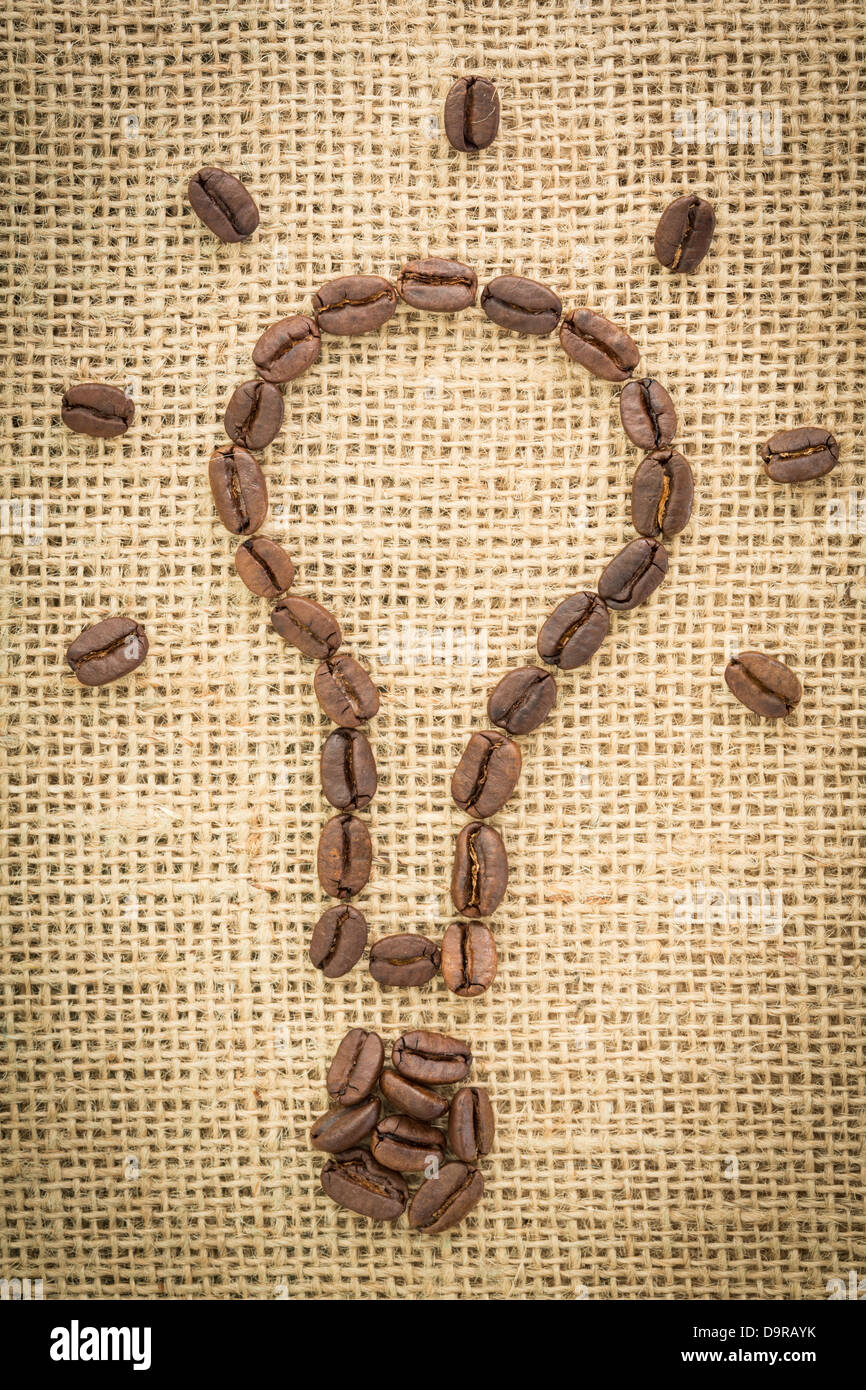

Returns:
443,75,500,152
313,653,379,727
408,1162,484,1233
724,651,802,719
559,309,639,382
480,275,561,336
312,275,397,335
654,193,715,273
598,538,668,610
760,427,840,483
321,1148,408,1221
66,616,148,687
378,1070,449,1122
369,934,441,987
309,904,368,978
310,1097,380,1153
371,1114,446,1172
487,666,556,735
326,1028,384,1105
208,445,268,535
451,729,521,818
631,449,694,539
234,535,294,597
317,814,372,900
224,379,284,451
252,315,321,383
451,822,508,918
619,378,677,450
448,1086,495,1162
440,921,497,998
271,595,342,659
320,728,377,811
60,383,134,438
392,1029,472,1085
396,257,477,312
537,591,609,670
187,166,259,242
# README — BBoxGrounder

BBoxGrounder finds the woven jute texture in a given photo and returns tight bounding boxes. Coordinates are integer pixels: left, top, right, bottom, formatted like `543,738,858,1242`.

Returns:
1,0,864,1301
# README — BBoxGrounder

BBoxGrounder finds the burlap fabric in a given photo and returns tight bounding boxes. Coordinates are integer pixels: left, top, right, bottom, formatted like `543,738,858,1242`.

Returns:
1,0,863,1301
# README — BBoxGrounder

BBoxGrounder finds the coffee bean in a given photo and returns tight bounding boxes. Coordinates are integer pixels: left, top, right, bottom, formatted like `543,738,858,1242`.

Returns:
450,822,508,918
654,193,715,273
451,730,521,818
392,1030,472,1085
314,653,379,727
487,666,556,735
378,1070,449,1122
309,904,368,978
271,595,342,659
66,616,148,687
371,1114,447,1172
208,445,268,535
234,535,294,597
760,427,840,483
443,75,500,152
321,1148,408,1221
537,591,610,670
369,934,441,987
60,383,134,438
408,1162,484,1233
326,1028,384,1105
224,379,284,451
440,921,497,998
317,813,372,899
631,449,694,539
312,275,397,335
559,309,639,382
252,315,321,383
310,1097,380,1153
320,728,377,811
448,1086,495,1162
724,651,802,719
598,537,668,610
396,257,477,312
187,166,259,242
481,275,561,336
619,378,677,450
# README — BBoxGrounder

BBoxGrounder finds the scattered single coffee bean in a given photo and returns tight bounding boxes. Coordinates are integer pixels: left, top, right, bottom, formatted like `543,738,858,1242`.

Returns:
654,193,715,273
371,1114,447,1172
448,1086,495,1162
487,666,556,735
326,1028,384,1105
408,1161,484,1233
760,427,840,483
224,379,284,451
559,309,639,382
451,729,522,818
369,934,441,987
392,1029,472,1085
60,383,134,438
312,275,397,335
619,377,677,450
481,275,561,336
321,1147,408,1221
630,448,694,539
443,75,500,152
309,904,368,978
313,652,379,727
252,315,321,383
187,166,259,242
440,921,497,997
537,591,610,670
450,822,508,918
396,257,477,312
724,651,802,719
378,1069,449,1122
271,595,342,659
208,445,268,535
66,616,148,687
320,728,377,812
234,535,294,597
598,537,668,610
310,1097,380,1153
317,813,372,899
